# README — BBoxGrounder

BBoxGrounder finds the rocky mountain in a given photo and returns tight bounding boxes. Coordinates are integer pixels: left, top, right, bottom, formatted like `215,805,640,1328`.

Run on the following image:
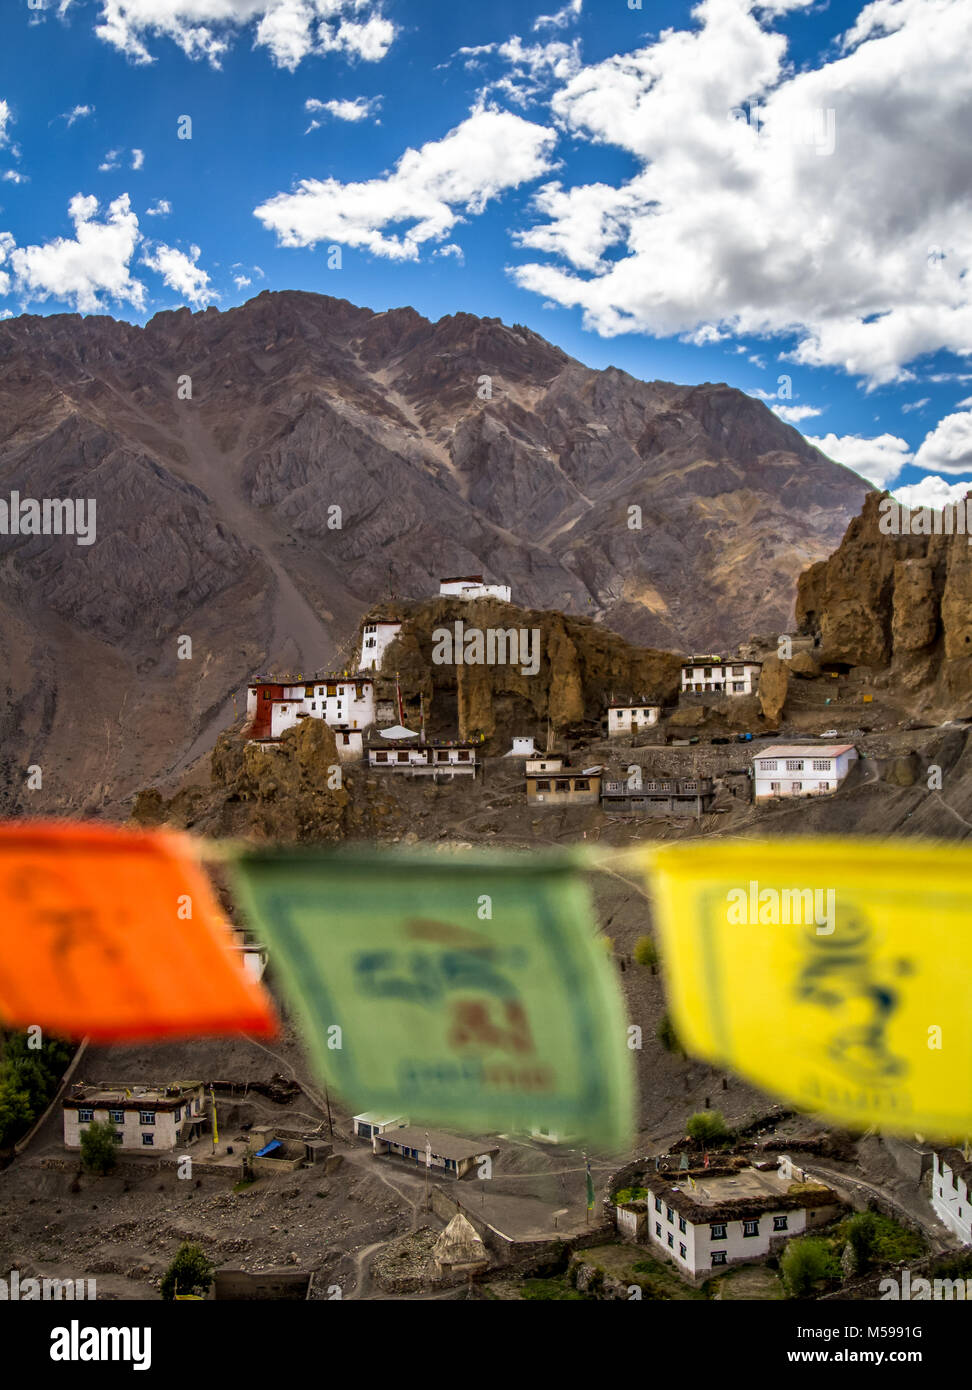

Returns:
0,291,869,813
797,490,972,709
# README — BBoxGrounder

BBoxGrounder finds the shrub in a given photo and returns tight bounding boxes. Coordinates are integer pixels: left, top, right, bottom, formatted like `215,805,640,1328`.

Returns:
686,1111,731,1146
656,1012,683,1054
161,1242,215,1301
781,1237,839,1297
80,1120,118,1176
633,936,659,970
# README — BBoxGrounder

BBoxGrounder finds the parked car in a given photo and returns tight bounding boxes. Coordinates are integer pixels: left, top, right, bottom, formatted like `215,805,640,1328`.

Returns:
820,728,839,737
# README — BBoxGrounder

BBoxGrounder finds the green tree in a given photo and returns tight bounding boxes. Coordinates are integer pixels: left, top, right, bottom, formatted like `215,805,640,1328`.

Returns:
0,1077,33,1149
80,1119,119,1175
845,1211,880,1272
161,1243,215,1301
781,1237,838,1297
686,1110,731,1146
633,936,658,970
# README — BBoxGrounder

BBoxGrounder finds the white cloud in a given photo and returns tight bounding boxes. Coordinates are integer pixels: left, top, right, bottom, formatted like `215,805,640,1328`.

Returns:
901,397,930,412
459,35,582,105
75,0,396,71
141,241,217,307
304,95,381,131
893,473,972,511
99,148,121,171
145,198,171,216
807,431,913,487
0,309,13,320
433,243,464,262
61,104,94,126
9,192,146,312
913,410,972,475
534,0,583,31
2,170,28,185
0,100,11,147
131,148,145,170
255,106,558,261
509,0,972,386
772,402,822,423
234,274,251,288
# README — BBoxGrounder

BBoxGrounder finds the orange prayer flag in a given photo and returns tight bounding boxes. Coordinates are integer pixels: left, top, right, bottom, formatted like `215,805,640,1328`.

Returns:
0,821,276,1042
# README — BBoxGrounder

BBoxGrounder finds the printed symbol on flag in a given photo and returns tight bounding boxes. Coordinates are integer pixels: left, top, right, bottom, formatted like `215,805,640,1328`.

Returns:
794,907,909,1084
447,998,535,1054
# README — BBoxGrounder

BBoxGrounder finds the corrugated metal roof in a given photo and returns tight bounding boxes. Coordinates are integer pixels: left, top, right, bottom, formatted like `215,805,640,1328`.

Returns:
756,744,855,759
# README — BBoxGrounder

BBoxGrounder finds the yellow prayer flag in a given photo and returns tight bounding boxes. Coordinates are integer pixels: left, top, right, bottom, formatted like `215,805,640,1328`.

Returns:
643,838,972,1140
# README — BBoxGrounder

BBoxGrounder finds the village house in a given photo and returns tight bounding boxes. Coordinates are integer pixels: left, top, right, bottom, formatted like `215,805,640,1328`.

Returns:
526,766,603,806
370,1124,500,1179
359,619,403,672
439,574,512,603
524,754,564,776
606,701,662,736
680,656,762,696
63,1082,207,1153
930,1149,972,1245
508,736,536,756
366,740,479,778
620,1160,842,1279
601,776,714,818
753,744,858,800
353,1113,409,1140
245,676,376,748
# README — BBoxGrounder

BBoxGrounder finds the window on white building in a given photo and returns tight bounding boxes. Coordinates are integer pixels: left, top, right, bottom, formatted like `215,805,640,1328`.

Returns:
812,760,832,772
785,759,804,771
770,782,780,792
710,1223,727,1240
142,1133,154,1146
108,1109,124,1123
678,1217,686,1233
743,1219,759,1237
679,1243,687,1259
791,782,802,792
655,1198,662,1212
666,1206,674,1222
139,1111,155,1125
667,1233,674,1248
655,1222,662,1236
78,1109,93,1123
773,1215,788,1231
761,760,778,771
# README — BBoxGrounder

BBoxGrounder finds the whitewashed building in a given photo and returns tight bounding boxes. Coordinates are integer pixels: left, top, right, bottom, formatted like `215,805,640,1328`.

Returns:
681,657,762,695
753,744,858,801
359,620,403,672
353,1113,408,1141
63,1083,208,1152
246,677,376,743
367,742,478,778
439,574,511,603
627,1162,841,1278
508,737,537,756
931,1150,972,1245
525,755,564,776
607,701,661,735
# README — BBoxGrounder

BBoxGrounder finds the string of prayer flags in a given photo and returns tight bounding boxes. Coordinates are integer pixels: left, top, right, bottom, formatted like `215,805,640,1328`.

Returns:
642,837,972,1139
0,822,276,1041
231,846,635,1149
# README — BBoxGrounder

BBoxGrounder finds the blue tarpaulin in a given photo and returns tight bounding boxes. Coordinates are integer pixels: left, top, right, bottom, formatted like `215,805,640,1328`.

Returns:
254,1139,282,1157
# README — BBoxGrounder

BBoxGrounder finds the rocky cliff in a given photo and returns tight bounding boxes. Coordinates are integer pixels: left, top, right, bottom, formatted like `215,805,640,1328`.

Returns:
796,492,972,707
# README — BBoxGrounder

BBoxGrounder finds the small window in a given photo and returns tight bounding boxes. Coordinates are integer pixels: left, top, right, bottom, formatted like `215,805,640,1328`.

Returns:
142,1133,154,1147
113,1132,124,1144
743,1219,759,1237
174,1108,182,1122
678,1216,686,1233
791,782,802,792
573,779,590,791
535,779,551,792
770,782,780,792
654,1197,662,1213
760,760,778,772
812,759,831,772
655,1222,662,1236
78,1108,93,1124
785,759,804,772
667,1233,674,1248
773,1215,788,1231
666,1206,674,1223
712,1251,727,1266
679,1243,687,1259
108,1109,124,1124
710,1223,726,1240
139,1111,155,1125
457,751,470,762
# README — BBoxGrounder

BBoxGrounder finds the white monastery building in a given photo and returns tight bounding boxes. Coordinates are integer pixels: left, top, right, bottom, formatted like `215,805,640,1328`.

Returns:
607,701,661,735
931,1150,972,1245
681,656,762,695
618,1161,841,1278
753,744,858,800
245,676,376,753
439,574,511,603
63,1083,208,1152
359,620,402,672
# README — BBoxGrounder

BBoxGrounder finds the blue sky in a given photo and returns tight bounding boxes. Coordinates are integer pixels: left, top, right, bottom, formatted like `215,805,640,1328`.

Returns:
1,0,971,507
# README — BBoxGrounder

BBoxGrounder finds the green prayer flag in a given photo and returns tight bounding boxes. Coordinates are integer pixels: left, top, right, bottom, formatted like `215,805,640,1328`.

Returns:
232,847,634,1149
